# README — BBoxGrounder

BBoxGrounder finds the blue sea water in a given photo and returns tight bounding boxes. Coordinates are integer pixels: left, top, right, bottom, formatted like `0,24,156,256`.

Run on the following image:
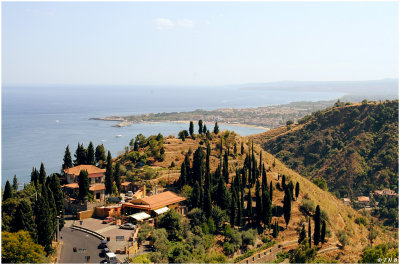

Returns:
2,85,344,186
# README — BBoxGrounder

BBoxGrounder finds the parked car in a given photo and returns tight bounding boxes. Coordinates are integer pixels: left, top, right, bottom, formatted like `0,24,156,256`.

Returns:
101,248,110,257
119,223,135,230
105,252,118,264
98,240,108,249
102,217,113,224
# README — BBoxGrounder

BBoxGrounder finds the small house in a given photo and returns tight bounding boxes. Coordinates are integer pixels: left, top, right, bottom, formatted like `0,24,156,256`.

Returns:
64,165,106,184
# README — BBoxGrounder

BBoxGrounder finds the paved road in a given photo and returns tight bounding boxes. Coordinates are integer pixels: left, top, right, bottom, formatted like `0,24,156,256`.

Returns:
59,228,104,264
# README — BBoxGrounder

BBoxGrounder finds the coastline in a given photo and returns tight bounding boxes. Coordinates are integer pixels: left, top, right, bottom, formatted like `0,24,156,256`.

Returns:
104,118,269,131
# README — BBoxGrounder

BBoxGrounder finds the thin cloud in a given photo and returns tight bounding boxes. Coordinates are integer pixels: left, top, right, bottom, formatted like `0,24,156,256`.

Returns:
177,19,194,28
154,18,194,30
154,18,174,30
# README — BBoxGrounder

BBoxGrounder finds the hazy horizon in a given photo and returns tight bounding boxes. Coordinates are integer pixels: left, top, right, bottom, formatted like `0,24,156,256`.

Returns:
2,2,398,87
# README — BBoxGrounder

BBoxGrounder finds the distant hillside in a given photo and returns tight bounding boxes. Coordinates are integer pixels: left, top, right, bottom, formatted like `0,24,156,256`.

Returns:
254,100,398,199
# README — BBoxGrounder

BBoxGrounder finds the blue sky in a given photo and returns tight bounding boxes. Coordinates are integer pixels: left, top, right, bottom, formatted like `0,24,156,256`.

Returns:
2,1,398,86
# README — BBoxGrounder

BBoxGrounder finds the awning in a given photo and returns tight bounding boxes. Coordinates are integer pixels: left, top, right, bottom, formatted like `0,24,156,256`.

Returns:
154,207,169,215
129,212,151,221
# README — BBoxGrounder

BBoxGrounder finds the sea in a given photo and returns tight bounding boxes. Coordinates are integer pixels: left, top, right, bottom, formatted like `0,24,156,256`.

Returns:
2,85,344,186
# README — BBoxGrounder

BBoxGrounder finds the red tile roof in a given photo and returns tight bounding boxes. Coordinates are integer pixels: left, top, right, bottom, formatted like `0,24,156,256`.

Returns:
124,191,186,211
89,184,106,191
64,165,105,176
121,182,131,186
62,183,79,189
357,196,370,202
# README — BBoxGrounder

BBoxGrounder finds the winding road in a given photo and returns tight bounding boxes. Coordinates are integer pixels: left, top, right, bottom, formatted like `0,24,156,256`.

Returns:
59,227,104,264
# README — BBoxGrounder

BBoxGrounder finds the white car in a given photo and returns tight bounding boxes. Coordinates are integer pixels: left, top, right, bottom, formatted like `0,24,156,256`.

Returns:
119,223,136,230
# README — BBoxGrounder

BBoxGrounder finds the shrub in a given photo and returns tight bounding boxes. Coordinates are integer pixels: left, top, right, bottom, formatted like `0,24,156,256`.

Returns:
223,242,234,255
241,229,257,248
355,216,368,226
301,199,315,214
337,230,349,247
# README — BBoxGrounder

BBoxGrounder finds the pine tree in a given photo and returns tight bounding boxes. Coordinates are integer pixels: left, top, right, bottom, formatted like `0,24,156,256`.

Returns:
298,224,306,244
78,170,90,201
283,188,291,228
31,168,39,187
15,200,37,242
223,151,229,183
95,144,106,164
295,182,300,200
62,145,73,170
86,141,95,165
198,120,203,135
3,180,13,201
241,142,244,155
308,217,312,247
189,121,194,138
105,151,113,195
12,175,18,191
213,122,219,134
321,220,326,245
114,163,121,194
39,163,46,185
314,205,321,246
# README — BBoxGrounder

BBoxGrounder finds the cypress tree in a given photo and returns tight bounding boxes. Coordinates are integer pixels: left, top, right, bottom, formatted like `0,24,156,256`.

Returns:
12,175,18,191
31,167,39,187
198,120,203,135
39,162,46,185
230,190,237,225
283,188,291,228
192,181,201,208
78,170,90,201
263,190,272,228
242,165,248,189
62,145,73,170
35,189,53,254
114,163,121,194
241,142,244,155
288,181,294,201
3,180,13,201
269,180,273,202
314,205,321,246
281,175,286,189
15,200,37,242
234,143,237,155
95,144,106,164
203,124,207,135
213,122,219,134
308,217,312,247
189,121,194,138
48,174,65,230
295,182,300,200
105,151,113,195
86,141,95,165
74,143,87,166
204,170,212,218
184,153,192,185
46,184,57,238
255,178,262,226
193,147,205,206
321,220,326,245
298,224,306,244
247,188,253,218
216,177,229,210
179,161,187,188
223,151,229,183
262,166,267,194
275,221,279,237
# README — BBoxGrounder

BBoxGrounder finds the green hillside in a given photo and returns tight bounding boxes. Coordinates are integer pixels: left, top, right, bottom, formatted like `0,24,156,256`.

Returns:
258,100,398,199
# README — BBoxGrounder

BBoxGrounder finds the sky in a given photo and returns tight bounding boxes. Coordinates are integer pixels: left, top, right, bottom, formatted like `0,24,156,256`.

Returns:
1,1,398,86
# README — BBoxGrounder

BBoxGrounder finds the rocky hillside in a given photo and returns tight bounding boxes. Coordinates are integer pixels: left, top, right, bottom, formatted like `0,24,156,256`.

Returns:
254,100,398,199
113,128,396,263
